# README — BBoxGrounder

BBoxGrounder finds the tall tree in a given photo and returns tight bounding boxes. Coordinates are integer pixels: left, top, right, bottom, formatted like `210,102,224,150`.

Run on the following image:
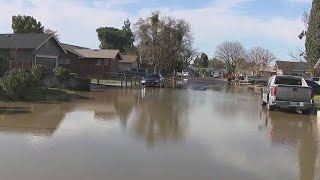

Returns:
215,41,246,74
136,12,194,74
12,15,44,33
247,46,277,75
96,18,134,53
200,53,209,68
44,28,60,39
305,0,320,70
209,58,225,69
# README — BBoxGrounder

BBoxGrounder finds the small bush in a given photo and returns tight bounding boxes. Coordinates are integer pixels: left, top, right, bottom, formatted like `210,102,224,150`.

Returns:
53,67,71,87
0,69,36,99
31,64,47,81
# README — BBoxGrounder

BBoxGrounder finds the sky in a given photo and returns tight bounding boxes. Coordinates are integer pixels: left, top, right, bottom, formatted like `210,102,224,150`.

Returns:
0,0,313,59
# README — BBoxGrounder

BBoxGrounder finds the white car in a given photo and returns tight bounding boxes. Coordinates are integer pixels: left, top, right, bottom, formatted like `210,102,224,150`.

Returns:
182,70,189,77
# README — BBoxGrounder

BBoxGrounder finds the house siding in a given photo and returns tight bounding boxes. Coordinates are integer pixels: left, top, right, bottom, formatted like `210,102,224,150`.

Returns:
61,52,121,78
35,38,61,57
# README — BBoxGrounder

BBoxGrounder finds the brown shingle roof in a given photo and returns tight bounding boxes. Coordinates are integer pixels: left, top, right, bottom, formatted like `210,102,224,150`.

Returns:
74,49,122,59
122,55,138,63
61,43,88,57
276,61,308,74
260,65,276,72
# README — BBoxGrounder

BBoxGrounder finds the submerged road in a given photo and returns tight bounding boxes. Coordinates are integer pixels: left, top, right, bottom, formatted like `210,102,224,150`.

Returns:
0,85,318,180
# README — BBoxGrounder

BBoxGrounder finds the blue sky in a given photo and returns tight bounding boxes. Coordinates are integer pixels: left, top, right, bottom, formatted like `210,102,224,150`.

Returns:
0,0,313,60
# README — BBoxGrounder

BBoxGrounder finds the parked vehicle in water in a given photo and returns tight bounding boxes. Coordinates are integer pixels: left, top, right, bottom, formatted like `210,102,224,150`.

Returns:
182,70,189,77
261,75,314,114
141,73,165,88
120,67,148,76
306,79,320,95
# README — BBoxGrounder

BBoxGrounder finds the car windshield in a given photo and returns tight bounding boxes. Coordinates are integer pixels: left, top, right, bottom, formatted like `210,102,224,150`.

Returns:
146,74,160,79
274,76,302,86
313,77,320,81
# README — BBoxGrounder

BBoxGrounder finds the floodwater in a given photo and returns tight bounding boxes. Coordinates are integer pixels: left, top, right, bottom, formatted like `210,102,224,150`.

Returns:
0,84,319,180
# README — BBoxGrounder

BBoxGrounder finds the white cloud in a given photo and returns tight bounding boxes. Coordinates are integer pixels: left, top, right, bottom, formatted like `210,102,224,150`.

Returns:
0,0,307,59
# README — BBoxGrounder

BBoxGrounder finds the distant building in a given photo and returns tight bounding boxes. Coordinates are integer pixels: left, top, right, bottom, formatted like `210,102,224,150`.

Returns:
119,55,139,71
275,61,308,78
61,43,123,78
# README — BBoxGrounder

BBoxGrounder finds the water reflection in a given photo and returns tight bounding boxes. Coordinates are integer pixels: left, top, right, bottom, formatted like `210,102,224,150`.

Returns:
260,108,319,180
131,89,189,147
0,103,66,137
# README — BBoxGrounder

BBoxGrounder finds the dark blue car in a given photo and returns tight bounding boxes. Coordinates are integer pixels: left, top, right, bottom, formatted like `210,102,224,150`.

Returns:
141,74,165,88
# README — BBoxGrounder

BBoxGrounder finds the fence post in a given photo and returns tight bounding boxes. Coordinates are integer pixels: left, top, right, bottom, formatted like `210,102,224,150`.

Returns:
131,76,133,88
121,74,124,88
125,75,128,88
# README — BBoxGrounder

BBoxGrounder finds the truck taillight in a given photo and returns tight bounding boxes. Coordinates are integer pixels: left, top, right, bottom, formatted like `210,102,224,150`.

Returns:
272,86,277,96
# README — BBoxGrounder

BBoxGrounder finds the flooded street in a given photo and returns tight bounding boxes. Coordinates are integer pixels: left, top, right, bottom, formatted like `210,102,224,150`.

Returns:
0,85,319,180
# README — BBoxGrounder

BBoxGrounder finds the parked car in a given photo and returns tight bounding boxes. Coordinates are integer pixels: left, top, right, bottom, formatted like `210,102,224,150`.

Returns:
141,73,165,88
213,74,219,78
306,79,320,95
309,77,320,85
248,76,267,85
120,68,148,76
261,75,314,114
182,70,189,77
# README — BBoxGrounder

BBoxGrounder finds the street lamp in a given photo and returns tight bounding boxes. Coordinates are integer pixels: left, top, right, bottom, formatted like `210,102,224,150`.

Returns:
298,30,307,39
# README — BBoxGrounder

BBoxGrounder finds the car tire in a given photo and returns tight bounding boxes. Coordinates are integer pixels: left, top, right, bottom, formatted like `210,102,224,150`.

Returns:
302,109,312,115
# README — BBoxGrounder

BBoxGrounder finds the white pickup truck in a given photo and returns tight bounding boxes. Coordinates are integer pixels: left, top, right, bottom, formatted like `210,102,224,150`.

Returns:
261,75,314,114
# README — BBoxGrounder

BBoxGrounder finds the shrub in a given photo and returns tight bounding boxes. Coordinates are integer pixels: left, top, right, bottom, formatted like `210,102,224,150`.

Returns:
53,67,71,86
31,64,47,81
0,69,36,99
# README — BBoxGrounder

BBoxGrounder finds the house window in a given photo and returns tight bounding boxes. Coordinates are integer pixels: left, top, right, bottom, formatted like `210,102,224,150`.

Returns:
96,60,104,66
59,59,70,65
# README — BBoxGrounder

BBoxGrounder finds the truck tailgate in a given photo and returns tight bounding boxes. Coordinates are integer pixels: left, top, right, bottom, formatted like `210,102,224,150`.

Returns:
276,85,312,102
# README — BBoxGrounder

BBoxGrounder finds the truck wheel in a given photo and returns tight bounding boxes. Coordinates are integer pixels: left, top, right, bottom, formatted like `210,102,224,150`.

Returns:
261,94,266,106
267,103,275,111
302,109,311,115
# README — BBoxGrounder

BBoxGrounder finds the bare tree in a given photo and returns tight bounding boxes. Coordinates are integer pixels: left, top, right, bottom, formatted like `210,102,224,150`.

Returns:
215,41,246,74
288,47,306,62
44,28,60,39
247,46,277,75
135,12,194,74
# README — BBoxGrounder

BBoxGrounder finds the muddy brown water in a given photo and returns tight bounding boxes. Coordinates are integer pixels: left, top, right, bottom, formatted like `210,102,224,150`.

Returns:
0,85,319,180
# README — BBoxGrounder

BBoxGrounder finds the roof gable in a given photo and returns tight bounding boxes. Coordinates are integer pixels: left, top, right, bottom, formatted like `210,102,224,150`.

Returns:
61,43,88,57
122,55,138,63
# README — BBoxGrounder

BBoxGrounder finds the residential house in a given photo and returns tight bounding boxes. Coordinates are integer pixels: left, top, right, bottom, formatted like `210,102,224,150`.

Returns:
61,43,123,78
259,65,278,77
0,34,66,74
119,55,139,71
275,61,309,78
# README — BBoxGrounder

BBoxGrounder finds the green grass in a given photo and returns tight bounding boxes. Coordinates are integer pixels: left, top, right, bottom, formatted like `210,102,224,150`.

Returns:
314,95,320,110
0,88,82,102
